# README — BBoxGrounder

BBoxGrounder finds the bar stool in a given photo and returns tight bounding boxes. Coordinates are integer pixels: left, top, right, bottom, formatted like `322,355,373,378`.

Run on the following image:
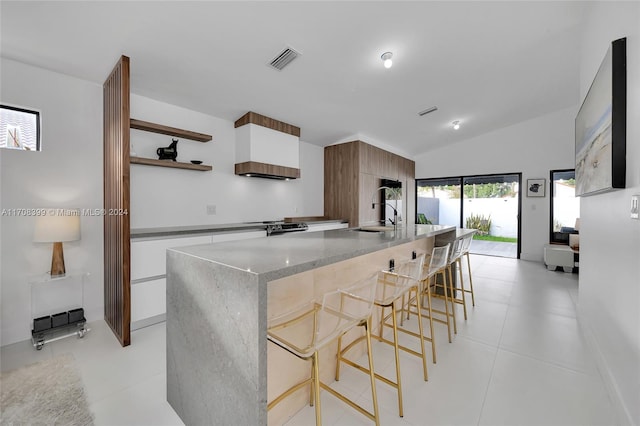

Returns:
404,243,452,360
458,232,476,308
267,275,380,425
335,255,426,418
412,241,459,343
448,235,472,320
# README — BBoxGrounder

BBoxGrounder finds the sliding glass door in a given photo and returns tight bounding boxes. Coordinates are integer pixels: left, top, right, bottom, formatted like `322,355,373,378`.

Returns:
417,173,521,258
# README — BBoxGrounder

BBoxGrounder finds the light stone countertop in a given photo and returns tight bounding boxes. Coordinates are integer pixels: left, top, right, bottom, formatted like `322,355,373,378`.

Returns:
130,219,347,239
169,224,455,280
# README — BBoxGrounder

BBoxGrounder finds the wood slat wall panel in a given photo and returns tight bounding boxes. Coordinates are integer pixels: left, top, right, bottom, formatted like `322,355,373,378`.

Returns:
103,56,131,347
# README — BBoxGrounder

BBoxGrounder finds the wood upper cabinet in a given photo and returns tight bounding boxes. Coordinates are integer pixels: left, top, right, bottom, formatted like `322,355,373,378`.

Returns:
358,173,382,226
359,142,398,180
325,140,415,227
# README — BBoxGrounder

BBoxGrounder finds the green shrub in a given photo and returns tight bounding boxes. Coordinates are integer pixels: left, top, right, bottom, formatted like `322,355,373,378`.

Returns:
466,213,491,235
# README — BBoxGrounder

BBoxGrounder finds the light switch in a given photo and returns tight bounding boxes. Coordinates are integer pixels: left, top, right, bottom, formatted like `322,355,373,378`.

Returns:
631,195,639,220
206,205,217,215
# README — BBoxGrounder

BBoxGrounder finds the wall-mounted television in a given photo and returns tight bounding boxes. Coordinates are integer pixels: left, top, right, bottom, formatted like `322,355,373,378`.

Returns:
0,104,41,151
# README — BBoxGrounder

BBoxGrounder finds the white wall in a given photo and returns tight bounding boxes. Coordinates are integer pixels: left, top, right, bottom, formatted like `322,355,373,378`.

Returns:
577,3,640,425
0,58,104,346
129,95,323,228
415,106,576,261
1,58,324,346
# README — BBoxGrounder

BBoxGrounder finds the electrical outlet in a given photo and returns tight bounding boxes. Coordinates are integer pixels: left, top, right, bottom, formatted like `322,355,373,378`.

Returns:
206,205,216,215
631,195,639,219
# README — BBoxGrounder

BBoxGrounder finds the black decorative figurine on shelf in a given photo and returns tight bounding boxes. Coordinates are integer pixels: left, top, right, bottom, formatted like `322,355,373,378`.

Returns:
157,138,178,161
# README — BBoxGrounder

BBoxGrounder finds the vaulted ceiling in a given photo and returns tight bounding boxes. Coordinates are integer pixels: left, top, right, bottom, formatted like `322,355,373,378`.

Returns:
0,1,586,156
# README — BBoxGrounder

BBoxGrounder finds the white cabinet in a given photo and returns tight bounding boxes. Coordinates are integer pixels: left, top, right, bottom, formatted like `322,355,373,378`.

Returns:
131,235,211,280
131,278,166,324
130,229,266,330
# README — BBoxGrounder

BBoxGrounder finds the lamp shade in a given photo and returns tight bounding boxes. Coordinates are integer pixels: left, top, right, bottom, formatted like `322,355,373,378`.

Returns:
34,210,81,242
574,218,581,232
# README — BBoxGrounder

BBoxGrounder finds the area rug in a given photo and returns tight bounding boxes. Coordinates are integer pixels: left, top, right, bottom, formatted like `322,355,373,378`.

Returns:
0,353,94,425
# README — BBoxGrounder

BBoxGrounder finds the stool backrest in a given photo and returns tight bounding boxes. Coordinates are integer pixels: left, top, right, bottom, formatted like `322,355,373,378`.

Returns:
427,244,450,277
448,238,464,264
397,253,426,283
460,233,473,255
377,254,426,302
323,273,378,323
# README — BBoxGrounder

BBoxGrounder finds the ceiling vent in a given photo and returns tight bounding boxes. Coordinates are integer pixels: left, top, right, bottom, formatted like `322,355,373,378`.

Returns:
418,106,438,116
268,47,300,71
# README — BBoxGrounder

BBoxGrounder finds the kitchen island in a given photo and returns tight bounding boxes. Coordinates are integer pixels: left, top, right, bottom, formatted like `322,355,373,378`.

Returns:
166,224,456,425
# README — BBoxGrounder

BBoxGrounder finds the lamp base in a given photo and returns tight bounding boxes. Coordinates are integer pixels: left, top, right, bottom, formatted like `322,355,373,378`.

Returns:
51,242,66,277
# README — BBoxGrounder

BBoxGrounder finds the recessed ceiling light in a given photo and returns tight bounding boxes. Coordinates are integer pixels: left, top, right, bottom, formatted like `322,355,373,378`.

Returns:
381,52,393,69
452,120,460,130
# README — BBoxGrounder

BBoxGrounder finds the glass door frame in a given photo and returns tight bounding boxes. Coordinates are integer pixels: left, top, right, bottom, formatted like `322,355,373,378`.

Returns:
549,168,577,245
415,172,523,259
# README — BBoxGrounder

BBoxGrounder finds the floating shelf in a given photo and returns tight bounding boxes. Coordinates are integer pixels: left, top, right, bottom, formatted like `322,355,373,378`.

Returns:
130,119,212,142
130,156,212,171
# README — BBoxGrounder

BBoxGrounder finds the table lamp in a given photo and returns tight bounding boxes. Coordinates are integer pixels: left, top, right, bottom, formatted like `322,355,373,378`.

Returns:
34,210,81,277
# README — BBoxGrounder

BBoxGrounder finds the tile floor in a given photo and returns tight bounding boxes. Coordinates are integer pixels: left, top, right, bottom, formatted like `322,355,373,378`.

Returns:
0,255,617,426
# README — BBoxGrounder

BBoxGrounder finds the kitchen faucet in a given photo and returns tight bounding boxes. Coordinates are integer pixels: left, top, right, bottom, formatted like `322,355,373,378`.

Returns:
371,186,398,232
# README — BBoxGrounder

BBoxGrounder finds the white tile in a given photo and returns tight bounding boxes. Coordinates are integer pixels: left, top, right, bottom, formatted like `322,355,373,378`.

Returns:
499,306,598,375
450,299,509,347
375,338,497,425
0,338,53,373
283,388,351,426
479,350,616,426
48,320,123,366
91,372,184,426
509,278,577,318
468,275,514,305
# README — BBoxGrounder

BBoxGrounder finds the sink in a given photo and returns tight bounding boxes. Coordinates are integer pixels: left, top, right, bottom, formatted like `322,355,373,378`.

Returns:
352,228,384,233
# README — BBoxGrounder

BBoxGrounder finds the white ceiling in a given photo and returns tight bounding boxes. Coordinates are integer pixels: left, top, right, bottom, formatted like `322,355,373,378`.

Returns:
0,1,586,157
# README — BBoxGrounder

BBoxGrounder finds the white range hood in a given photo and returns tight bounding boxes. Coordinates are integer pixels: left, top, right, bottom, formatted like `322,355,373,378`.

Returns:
234,112,300,180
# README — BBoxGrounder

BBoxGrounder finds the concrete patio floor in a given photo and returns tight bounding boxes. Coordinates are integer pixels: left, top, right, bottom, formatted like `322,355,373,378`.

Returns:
469,239,518,258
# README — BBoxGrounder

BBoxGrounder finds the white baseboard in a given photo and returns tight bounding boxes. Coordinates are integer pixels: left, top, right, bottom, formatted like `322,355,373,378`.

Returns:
131,313,166,331
577,308,634,426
